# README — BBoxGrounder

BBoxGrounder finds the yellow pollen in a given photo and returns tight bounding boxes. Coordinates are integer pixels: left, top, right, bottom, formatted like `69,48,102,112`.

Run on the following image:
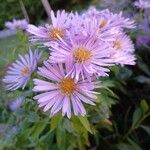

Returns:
49,28,64,40
113,40,122,50
73,47,92,63
21,67,30,76
59,78,76,95
99,19,108,28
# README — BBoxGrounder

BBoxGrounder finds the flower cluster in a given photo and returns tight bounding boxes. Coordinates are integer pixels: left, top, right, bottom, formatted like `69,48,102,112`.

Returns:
3,8,136,118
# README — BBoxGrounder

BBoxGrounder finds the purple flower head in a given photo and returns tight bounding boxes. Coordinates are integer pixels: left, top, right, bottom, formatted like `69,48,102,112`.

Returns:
48,34,114,81
5,19,28,30
84,8,135,30
134,0,150,9
3,49,42,91
110,33,136,66
9,96,25,112
33,62,99,118
27,10,71,45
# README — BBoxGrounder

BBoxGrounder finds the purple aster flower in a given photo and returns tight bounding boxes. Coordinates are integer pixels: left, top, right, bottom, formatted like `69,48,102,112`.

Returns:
84,8,135,30
27,10,71,44
3,49,42,91
5,19,28,30
9,96,25,112
110,33,136,66
33,62,99,118
72,8,135,44
70,13,117,42
49,35,114,80
134,0,150,9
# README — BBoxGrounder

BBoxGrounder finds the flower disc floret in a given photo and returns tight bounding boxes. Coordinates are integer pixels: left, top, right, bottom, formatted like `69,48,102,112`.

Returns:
49,28,65,40
73,47,92,63
59,78,76,95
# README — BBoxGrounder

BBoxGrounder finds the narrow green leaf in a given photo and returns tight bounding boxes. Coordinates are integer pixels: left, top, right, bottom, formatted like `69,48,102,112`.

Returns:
17,129,31,145
30,121,47,140
63,119,74,133
132,108,142,127
117,142,133,150
140,100,149,113
135,75,150,84
39,131,55,150
78,115,92,134
56,123,66,150
140,125,150,135
50,113,62,132
127,138,142,150
138,61,150,76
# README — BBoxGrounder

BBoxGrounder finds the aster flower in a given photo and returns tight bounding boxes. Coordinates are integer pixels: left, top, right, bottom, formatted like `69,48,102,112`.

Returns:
5,19,28,30
110,33,136,65
27,10,71,44
84,8,135,30
134,0,150,9
33,62,99,118
9,96,25,112
76,8,135,43
3,49,42,91
49,34,114,80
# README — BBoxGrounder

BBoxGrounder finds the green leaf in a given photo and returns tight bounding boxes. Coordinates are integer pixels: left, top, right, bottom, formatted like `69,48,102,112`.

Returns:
101,80,115,88
127,138,142,150
117,142,133,150
135,75,150,84
132,108,142,128
138,61,150,76
140,125,150,135
56,123,66,150
98,100,110,119
16,128,32,146
39,131,55,150
78,115,92,134
50,113,62,132
140,100,149,113
30,120,47,140
63,119,74,133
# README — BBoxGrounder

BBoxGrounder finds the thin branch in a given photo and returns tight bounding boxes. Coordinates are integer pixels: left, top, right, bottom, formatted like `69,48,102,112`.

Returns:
41,0,52,23
19,0,30,22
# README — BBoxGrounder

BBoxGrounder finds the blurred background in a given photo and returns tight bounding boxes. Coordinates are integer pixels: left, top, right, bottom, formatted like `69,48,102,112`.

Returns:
0,0,150,150
0,0,139,29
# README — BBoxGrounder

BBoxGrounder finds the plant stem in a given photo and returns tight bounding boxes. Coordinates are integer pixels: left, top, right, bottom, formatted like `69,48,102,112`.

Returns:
19,0,30,22
41,0,52,23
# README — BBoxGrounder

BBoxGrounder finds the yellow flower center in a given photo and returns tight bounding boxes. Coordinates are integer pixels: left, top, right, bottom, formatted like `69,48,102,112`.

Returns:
59,78,76,95
49,28,64,40
21,67,30,76
73,47,92,63
113,40,122,50
99,19,108,28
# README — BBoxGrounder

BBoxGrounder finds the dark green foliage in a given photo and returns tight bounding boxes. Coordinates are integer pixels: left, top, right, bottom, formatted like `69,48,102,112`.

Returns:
0,0,44,29
0,1,150,149
0,0,97,29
